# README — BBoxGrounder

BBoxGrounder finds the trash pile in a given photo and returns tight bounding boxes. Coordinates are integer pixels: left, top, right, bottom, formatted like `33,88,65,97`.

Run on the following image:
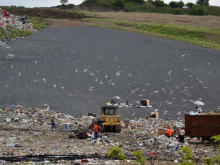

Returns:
0,7,34,31
120,117,218,163
0,41,10,48
0,7,34,44
0,105,218,164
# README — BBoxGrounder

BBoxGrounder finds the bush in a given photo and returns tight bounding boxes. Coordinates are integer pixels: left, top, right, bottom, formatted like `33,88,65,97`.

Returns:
113,0,125,9
173,9,184,14
210,135,220,164
126,0,144,4
133,151,148,165
179,145,194,160
108,144,126,160
190,7,205,15
205,158,212,165
124,2,136,11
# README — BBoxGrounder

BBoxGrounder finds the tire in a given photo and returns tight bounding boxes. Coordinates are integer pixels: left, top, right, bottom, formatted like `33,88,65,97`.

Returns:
116,125,121,133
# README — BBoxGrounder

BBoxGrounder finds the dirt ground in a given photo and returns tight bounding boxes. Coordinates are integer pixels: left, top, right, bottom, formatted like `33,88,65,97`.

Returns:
43,11,220,28
85,12,220,28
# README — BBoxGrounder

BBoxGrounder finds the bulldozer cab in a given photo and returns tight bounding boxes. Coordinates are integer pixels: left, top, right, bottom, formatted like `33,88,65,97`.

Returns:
101,106,118,115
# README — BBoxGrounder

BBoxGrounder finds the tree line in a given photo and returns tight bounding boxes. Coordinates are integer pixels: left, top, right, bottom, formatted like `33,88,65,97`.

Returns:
59,0,220,16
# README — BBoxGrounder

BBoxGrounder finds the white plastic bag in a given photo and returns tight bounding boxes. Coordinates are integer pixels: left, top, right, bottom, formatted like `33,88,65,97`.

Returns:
91,132,94,139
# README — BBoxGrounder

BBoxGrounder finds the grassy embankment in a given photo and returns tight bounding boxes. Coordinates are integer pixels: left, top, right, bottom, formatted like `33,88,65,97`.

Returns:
83,18,220,51
0,6,92,41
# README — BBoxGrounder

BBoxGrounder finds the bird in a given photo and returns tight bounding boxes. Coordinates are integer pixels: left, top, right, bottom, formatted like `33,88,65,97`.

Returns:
177,111,181,115
168,70,172,75
182,54,186,57
132,112,135,116
43,78,46,82
54,84,56,88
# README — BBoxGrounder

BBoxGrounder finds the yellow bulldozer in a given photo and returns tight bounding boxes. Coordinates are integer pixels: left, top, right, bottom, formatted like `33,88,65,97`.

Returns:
95,106,121,132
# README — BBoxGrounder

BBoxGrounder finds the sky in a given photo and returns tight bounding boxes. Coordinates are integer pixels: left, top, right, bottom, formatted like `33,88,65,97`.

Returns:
0,0,219,7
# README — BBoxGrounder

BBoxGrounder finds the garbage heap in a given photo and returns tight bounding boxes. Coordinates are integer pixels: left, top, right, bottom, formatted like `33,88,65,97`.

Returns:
118,117,218,163
0,106,218,164
0,7,34,42
0,7,34,30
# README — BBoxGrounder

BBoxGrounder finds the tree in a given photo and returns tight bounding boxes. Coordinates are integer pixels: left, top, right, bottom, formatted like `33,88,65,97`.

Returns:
153,0,166,7
169,1,179,8
60,0,68,5
186,2,194,8
169,1,184,8
196,0,209,6
178,1,184,8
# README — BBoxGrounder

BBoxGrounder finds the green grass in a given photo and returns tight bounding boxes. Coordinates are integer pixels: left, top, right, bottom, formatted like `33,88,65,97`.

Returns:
0,26,34,41
28,17,50,30
83,18,220,51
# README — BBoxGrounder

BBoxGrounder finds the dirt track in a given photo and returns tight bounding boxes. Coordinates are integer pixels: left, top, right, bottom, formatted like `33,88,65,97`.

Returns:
43,12,220,28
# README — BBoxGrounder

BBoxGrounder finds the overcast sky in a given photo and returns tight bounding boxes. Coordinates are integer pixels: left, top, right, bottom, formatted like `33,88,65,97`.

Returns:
0,0,219,7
